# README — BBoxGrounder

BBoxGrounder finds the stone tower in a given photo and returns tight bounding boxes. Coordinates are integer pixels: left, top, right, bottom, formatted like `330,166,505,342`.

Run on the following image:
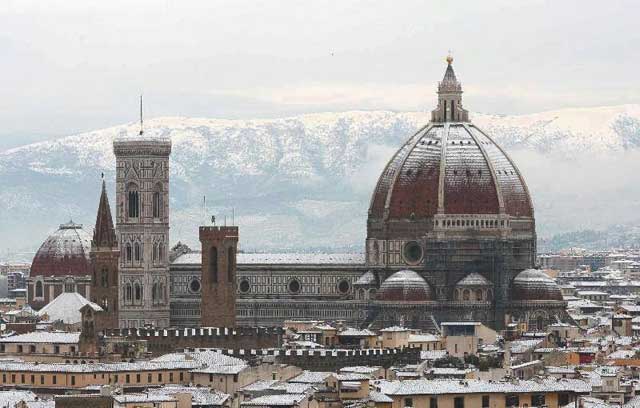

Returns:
114,136,171,328
200,226,238,327
89,179,120,330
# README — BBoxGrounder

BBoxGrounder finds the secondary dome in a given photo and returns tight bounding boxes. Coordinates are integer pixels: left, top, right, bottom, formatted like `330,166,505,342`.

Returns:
378,269,432,302
30,221,92,277
510,269,562,301
368,58,533,222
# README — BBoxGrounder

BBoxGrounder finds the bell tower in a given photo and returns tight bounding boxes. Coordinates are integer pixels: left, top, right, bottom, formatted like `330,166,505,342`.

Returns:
89,178,119,330
200,225,238,327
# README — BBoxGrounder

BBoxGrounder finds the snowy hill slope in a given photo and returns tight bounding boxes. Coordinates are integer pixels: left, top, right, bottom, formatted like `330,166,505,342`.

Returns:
1,105,640,255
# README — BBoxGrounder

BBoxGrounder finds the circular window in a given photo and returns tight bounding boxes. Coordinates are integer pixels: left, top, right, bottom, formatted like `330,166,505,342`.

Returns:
189,278,201,293
403,241,423,264
288,279,301,294
239,279,250,294
337,279,350,294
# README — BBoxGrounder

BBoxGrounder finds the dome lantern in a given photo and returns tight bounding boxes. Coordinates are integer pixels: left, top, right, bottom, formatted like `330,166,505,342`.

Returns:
431,55,469,123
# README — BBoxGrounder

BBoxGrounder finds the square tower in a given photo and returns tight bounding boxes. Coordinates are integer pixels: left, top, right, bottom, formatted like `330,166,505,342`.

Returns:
199,226,238,327
113,137,171,328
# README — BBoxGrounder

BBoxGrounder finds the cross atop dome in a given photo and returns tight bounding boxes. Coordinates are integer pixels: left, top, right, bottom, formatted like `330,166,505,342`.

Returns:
431,54,469,123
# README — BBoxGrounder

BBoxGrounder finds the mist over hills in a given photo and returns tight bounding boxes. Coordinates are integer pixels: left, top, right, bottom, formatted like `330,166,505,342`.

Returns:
2,104,640,259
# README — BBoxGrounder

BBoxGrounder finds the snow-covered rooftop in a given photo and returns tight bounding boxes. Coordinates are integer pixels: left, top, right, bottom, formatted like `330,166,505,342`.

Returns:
37,292,102,324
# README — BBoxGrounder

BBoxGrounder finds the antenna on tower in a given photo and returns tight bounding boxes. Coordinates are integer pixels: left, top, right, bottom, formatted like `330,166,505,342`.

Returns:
203,195,206,225
232,207,235,226
139,94,144,135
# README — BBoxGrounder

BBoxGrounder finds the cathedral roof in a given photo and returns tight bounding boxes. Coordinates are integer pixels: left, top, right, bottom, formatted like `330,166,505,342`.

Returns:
368,59,533,222
30,221,92,278
510,269,563,301
377,270,432,302
456,273,491,287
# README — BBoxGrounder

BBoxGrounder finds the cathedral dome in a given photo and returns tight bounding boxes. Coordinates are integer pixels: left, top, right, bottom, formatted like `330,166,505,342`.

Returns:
30,221,92,277
510,269,562,301
377,269,432,302
368,58,533,227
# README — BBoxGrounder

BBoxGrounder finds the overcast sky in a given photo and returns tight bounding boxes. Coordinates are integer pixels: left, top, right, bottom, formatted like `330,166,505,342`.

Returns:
1,0,639,149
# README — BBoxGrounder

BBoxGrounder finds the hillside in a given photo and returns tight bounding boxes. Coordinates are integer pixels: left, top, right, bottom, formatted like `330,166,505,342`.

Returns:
2,105,640,256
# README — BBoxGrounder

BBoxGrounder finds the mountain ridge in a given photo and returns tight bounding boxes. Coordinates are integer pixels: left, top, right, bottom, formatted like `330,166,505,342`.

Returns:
2,104,640,255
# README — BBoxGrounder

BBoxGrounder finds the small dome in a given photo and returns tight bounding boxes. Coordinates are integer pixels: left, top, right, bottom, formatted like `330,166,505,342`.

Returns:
30,221,92,277
456,273,491,287
511,269,562,301
378,270,432,302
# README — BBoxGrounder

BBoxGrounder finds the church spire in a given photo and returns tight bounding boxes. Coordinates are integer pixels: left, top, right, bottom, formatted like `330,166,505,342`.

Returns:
92,176,117,249
431,54,469,123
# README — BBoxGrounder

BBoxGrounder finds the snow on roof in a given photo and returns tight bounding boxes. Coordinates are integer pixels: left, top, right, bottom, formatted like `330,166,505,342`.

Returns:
289,371,334,384
354,271,376,285
240,380,280,392
340,366,382,374
37,292,102,324
0,331,79,344
409,334,440,342
338,328,375,337
241,394,307,406
0,359,199,374
148,385,230,406
0,390,40,406
420,350,447,361
378,378,591,396
509,339,543,354
173,252,365,265
380,326,409,332
113,394,176,403
152,350,248,374
370,390,394,403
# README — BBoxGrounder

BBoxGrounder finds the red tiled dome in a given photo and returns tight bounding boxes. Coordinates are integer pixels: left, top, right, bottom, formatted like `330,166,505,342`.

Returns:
510,269,563,301
369,123,533,220
377,270,432,302
30,221,92,277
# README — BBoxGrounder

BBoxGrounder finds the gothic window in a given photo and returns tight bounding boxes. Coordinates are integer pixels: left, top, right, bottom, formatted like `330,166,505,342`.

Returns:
125,284,132,303
158,244,164,262
152,183,162,219
134,283,142,303
152,283,158,304
160,283,165,302
127,183,140,218
209,246,218,283
134,243,141,262
35,281,43,298
475,289,483,301
125,243,132,263
227,247,234,283
101,267,108,287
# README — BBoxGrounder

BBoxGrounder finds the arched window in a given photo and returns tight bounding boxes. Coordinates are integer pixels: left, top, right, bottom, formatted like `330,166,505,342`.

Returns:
160,283,166,302
152,184,162,219
134,243,141,262
134,283,142,303
125,243,132,263
475,289,483,301
125,284,133,304
127,184,140,218
227,247,234,282
209,246,218,283
152,283,158,304
64,279,75,293
102,297,109,311
35,281,43,298
152,243,158,263
462,289,470,301
101,267,108,287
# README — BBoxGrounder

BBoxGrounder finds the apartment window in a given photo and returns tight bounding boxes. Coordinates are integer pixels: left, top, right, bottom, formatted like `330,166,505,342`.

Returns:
454,397,464,408
40,375,44,385
136,374,141,383
506,395,519,407
404,398,413,408
30,345,36,353
2,374,5,383
71,376,75,386
482,395,490,408
11,375,15,383
430,397,438,408
179,372,184,382
52,376,56,385
54,345,60,354
158,373,162,382
126,374,130,383
210,373,214,382
30,375,34,384
21,375,25,383
169,372,174,382
17,345,23,353
148,373,152,383
531,395,545,406
114,375,118,383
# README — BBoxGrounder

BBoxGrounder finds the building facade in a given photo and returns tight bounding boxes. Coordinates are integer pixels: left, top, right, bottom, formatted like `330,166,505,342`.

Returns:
114,136,172,328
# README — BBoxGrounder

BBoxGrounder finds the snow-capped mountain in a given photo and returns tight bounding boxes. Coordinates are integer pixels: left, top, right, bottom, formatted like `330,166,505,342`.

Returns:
2,105,640,256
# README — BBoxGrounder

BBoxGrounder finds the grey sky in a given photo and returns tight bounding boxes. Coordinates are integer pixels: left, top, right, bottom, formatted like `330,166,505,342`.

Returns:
1,0,638,149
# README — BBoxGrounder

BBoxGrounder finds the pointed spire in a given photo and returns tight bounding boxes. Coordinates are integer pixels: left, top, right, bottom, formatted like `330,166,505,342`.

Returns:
431,53,468,123
92,177,117,249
